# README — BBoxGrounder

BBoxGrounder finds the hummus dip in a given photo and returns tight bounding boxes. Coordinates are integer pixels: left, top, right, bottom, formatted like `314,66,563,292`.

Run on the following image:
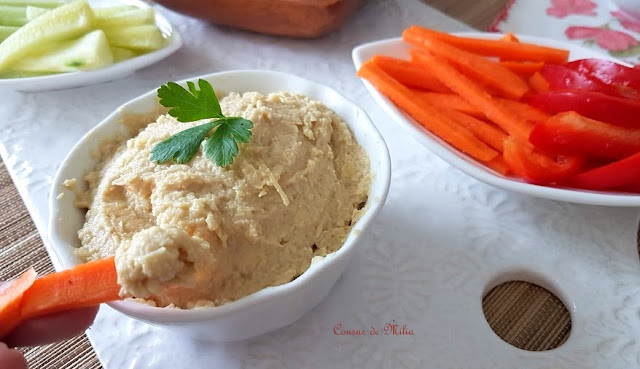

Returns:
76,91,371,308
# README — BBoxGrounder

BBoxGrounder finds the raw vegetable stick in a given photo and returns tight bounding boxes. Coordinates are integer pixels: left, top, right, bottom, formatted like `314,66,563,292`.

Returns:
0,5,27,27
371,55,450,93
499,61,544,76
412,90,482,117
574,151,640,190
483,156,511,175
0,268,36,338
0,0,64,7
407,37,530,99
500,32,519,42
0,25,17,42
357,60,499,162
410,48,534,142
497,99,550,123
403,26,569,64
21,257,121,319
440,108,508,152
529,71,549,93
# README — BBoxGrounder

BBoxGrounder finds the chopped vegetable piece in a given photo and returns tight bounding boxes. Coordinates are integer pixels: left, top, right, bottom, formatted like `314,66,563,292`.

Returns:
111,46,136,62
528,90,640,129
410,48,534,141
357,60,499,162
21,257,120,319
0,0,93,72
25,5,48,20
94,6,155,28
12,30,113,73
0,25,18,42
500,32,519,42
0,268,36,338
529,71,549,93
371,55,450,93
499,61,544,76
438,107,507,152
503,137,583,185
564,58,640,97
483,155,511,175
405,35,530,99
573,151,640,190
529,111,640,160
497,99,550,124
403,26,569,64
103,24,166,52
412,91,482,117
0,0,63,8
0,5,27,26
540,64,626,97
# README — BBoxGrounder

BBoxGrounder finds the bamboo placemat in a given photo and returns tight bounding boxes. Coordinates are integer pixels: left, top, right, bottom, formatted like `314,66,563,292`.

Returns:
0,0,625,366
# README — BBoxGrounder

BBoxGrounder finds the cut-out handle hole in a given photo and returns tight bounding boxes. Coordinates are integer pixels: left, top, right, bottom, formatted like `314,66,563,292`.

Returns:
482,281,571,351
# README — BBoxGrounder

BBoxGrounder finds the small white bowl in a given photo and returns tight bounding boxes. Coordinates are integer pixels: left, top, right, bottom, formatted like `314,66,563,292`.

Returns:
353,32,640,207
48,70,391,341
0,0,182,92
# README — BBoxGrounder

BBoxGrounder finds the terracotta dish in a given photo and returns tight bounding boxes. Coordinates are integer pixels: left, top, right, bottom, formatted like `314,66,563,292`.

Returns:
154,0,368,38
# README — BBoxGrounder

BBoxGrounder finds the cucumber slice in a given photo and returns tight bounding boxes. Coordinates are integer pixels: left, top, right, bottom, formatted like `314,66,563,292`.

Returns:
111,46,136,63
94,7,154,28
103,24,165,52
12,29,113,72
0,25,18,42
0,0,64,8
0,5,27,26
25,5,49,20
0,0,93,72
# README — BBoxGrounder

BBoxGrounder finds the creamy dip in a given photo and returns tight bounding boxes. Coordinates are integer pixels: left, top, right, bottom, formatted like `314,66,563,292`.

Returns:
76,91,370,308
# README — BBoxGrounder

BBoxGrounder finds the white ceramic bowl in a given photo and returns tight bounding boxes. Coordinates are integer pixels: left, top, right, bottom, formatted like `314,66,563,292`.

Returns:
353,32,640,207
48,70,391,341
0,0,182,92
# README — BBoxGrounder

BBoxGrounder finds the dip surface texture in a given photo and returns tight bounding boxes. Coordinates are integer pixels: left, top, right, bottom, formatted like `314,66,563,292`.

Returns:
77,91,370,308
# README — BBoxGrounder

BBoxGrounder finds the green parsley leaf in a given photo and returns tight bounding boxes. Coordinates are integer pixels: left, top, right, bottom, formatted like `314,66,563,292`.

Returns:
152,80,254,166
157,79,223,122
151,122,217,164
203,118,254,167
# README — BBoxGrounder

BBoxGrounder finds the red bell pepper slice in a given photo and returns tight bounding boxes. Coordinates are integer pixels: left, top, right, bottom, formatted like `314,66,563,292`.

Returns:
503,137,583,185
528,91,640,129
529,111,640,159
540,64,624,97
573,151,640,191
564,58,640,98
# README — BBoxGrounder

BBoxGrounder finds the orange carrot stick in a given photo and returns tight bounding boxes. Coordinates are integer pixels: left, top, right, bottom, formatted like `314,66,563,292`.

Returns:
0,268,37,337
371,55,450,93
440,108,508,152
403,26,569,64
500,32,520,42
499,61,544,76
21,257,120,319
407,38,530,99
357,61,498,162
412,90,483,117
410,48,534,141
483,156,511,175
529,71,550,93
498,99,550,123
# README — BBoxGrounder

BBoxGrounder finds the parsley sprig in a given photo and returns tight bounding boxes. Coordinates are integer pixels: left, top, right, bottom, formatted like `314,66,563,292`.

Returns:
150,79,254,167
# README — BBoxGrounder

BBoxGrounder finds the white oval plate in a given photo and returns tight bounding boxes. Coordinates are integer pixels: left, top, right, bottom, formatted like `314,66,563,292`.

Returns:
353,32,640,207
0,0,182,92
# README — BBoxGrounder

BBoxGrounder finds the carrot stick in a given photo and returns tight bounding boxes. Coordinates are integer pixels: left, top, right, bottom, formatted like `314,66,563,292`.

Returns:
439,108,508,152
499,61,544,76
0,268,37,337
407,38,530,100
500,32,520,42
21,257,120,319
410,48,534,141
403,26,569,64
497,99,550,123
483,156,511,175
357,61,498,162
371,55,450,93
412,90,483,117
529,71,550,93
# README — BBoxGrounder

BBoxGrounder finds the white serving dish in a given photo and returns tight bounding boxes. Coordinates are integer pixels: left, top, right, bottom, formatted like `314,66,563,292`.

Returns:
352,32,640,207
0,0,182,92
48,70,391,341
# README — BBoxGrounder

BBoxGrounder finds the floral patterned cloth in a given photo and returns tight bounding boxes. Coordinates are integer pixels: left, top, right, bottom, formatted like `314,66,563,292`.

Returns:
491,0,640,64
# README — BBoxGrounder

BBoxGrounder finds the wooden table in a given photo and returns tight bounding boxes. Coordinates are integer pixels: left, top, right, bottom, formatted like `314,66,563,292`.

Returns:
0,0,578,367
